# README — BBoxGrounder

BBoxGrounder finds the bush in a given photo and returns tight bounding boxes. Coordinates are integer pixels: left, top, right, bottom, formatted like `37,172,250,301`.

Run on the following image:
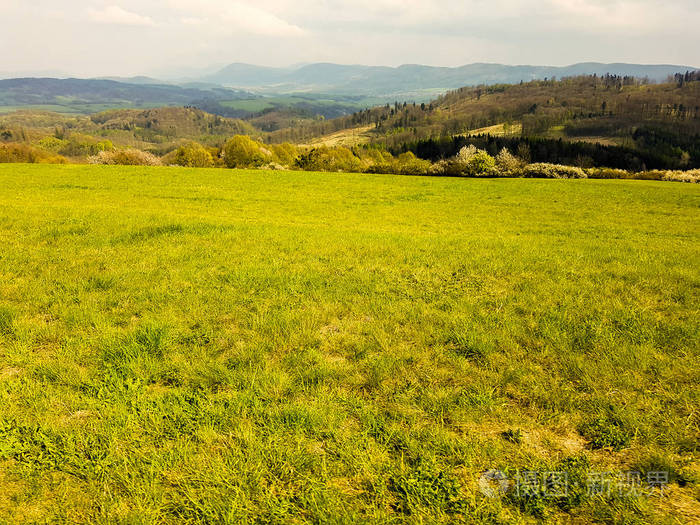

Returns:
395,152,431,175
456,145,478,164
89,149,162,166
171,142,214,168
223,135,272,169
630,170,700,182
262,162,287,171
523,163,587,179
0,143,67,164
448,146,497,176
359,147,396,174
428,159,465,176
495,148,523,177
270,143,299,167
586,167,632,179
464,150,497,177
632,170,665,181
36,136,68,153
658,169,700,183
295,146,365,173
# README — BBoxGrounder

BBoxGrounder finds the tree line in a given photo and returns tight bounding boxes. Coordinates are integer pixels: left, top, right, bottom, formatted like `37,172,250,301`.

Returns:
396,132,699,171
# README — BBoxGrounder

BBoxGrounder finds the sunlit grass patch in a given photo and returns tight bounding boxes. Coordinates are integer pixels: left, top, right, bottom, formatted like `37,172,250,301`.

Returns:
0,164,698,523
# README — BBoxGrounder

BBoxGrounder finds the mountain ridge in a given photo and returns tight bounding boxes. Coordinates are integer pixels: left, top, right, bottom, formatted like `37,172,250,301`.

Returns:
0,77,256,113
204,61,699,96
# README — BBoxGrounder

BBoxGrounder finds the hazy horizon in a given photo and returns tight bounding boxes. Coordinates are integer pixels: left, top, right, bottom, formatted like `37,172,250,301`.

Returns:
1,0,699,78
4,60,700,82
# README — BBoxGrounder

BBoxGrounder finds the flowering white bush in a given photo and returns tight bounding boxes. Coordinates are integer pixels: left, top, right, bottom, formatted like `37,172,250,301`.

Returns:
523,163,587,179
456,145,478,164
660,169,700,183
89,149,162,166
586,167,632,179
495,148,523,177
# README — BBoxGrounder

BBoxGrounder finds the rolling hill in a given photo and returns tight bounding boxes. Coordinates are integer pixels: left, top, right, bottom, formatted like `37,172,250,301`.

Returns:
0,106,256,155
0,78,255,114
204,62,699,97
2,62,696,121
267,74,700,170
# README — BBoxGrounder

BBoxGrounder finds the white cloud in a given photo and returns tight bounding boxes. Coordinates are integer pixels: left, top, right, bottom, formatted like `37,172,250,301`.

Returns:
549,0,646,28
168,0,304,37
0,0,698,76
88,5,155,26
180,17,205,26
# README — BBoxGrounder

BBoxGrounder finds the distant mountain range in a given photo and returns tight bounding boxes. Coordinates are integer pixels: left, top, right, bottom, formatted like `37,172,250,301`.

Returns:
203,62,699,96
0,62,697,116
0,78,254,112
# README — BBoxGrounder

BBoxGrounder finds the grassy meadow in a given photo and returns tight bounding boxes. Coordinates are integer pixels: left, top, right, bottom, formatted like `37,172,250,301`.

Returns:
0,164,698,523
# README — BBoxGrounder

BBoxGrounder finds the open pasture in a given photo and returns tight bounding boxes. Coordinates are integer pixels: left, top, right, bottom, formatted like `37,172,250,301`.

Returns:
0,164,698,523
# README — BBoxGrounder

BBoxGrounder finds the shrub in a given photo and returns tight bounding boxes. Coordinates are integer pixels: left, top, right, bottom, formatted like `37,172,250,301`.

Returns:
171,142,213,168
359,147,396,174
495,148,523,177
263,162,287,171
631,170,700,182
0,143,67,164
295,146,365,173
427,160,448,176
395,152,431,175
223,135,272,169
448,146,497,176
358,147,392,164
660,169,700,183
456,145,478,164
428,159,464,176
464,150,497,177
36,136,68,153
89,149,162,166
586,167,632,179
523,163,587,179
270,143,299,167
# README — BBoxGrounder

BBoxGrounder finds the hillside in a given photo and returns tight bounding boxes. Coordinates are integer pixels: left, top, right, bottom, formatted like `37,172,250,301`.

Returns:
0,78,255,114
268,74,700,169
0,107,256,155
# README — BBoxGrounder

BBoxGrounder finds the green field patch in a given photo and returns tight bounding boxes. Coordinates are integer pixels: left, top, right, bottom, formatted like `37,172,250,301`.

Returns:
0,164,697,523
219,99,277,112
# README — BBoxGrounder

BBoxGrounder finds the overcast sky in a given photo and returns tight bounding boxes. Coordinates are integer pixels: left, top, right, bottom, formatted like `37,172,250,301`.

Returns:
1,0,698,77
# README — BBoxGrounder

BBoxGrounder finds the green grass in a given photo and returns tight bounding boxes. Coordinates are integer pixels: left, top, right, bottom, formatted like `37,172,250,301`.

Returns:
0,164,698,523
0,104,83,115
219,95,369,114
219,99,278,112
